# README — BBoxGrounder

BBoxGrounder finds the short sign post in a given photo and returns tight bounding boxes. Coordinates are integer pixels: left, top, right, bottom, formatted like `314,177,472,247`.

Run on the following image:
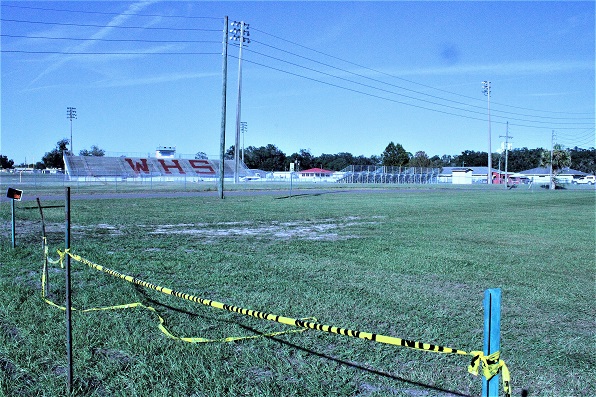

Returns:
7,188,23,248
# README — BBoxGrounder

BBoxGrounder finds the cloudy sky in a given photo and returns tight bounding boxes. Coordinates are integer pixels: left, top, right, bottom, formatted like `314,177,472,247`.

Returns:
1,1,594,165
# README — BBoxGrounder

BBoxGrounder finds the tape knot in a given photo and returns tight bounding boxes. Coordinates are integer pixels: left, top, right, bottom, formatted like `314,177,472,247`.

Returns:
468,351,511,397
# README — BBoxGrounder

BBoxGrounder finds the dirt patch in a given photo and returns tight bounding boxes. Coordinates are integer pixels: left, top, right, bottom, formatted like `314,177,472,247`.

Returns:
0,315,22,342
92,347,134,366
0,355,36,394
147,217,383,242
4,216,386,243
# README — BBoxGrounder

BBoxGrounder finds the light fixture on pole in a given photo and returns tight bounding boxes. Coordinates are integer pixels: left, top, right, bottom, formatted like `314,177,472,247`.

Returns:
230,21,250,183
481,81,491,184
66,107,77,154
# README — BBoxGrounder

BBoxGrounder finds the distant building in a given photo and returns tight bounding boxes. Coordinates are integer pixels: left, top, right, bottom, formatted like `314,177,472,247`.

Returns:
518,167,587,184
439,167,501,184
299,168,334,182
155,146,176,158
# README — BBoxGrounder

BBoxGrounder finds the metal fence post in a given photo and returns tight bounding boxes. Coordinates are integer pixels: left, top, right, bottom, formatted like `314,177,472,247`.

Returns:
482,288,502,397
65,187,73,394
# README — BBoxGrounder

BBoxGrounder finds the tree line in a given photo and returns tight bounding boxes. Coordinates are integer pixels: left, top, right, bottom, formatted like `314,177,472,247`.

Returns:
2,139,595,175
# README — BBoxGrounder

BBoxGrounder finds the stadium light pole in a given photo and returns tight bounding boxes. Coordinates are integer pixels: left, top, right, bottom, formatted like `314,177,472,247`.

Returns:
482,80,493,185
230,21,250,183
66,107,77,154
482,81,491,184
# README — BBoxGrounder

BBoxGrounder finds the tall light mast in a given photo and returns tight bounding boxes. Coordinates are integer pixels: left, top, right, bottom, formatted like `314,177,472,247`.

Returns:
482,81,491,184
66,107,77,154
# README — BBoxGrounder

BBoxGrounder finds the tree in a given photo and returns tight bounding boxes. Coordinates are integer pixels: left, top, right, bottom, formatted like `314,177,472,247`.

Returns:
507,147,543,172
569,147,596,175
381,142,409,167
369,155,382,165
195,151,209,160
453,150,487,167
540,144,571,189
314,152,355,171
42,139,69,170
440,154,455,167
288,149,315,171
79,145,105,157
242,144,287,171
224,145,236,160
0,155,14,169
409,151,432,168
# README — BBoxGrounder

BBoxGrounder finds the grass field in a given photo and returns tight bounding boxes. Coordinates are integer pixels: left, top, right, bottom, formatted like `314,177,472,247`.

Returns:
1,183,594,396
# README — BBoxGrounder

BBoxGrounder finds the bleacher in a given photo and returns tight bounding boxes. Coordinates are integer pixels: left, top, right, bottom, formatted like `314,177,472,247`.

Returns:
63,154,249,181
336,165,441,184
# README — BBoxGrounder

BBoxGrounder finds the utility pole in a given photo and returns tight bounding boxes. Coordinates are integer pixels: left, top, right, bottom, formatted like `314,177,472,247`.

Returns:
500,122,512,188
219,16,229,199
66,107,77,154
550,130,555,190
230,21,250,183
482,81,491,184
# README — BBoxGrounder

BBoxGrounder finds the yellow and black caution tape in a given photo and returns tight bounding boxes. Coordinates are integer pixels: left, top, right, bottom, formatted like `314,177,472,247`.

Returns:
41,245,310,344
47,247,511,396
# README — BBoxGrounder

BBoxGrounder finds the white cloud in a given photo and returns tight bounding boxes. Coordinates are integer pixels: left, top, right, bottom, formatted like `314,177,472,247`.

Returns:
27,1,161,87
92,71,220,88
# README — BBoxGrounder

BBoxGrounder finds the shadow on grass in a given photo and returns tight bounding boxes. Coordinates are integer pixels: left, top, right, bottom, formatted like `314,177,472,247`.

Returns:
274,190,343,199
134,285,472,397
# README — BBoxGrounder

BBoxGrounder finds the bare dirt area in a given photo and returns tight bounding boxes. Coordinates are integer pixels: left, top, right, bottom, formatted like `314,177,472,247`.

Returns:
145,216,384,242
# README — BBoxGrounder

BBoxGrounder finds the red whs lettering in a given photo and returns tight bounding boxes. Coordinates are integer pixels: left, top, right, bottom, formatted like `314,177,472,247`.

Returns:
125,158,150,174
189,160,216,174
158,159,185,174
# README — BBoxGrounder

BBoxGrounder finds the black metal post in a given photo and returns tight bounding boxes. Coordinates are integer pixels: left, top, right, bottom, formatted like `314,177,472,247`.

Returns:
65,187,73,394
37,198,49,296
11,199,16,248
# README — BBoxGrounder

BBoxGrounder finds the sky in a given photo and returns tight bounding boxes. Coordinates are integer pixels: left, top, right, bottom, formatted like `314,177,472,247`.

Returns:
1,0,594,165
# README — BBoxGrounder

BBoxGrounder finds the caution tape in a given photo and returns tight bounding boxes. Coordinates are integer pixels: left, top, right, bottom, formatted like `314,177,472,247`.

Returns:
47,247,511,396
41,245,310,344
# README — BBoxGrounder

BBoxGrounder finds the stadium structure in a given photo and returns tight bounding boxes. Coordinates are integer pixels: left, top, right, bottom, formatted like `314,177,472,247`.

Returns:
63,147,252,182
63,146,443,184
337,165,441,184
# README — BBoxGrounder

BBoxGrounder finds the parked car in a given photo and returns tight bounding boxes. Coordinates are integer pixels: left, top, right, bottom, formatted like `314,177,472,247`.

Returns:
572,175,595,185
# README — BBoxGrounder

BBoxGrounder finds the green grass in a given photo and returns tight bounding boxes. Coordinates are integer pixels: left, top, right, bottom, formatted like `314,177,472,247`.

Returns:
1,185,594,396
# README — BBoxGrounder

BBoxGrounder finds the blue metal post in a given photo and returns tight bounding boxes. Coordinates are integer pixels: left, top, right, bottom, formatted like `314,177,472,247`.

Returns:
482,288,502,396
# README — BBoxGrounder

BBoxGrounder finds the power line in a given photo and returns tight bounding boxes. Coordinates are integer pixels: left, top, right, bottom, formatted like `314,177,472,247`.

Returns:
1,34,220,44
2,50,221,56
232,54,589,130
0,18,221,32
4,4,592,128
1,4,222,20
252,27,594,117
236,44,594,127
250,39,594,122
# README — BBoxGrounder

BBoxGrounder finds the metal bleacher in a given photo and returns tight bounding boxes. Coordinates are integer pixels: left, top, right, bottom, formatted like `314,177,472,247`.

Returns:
63,153,248,181
336,165,441,184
